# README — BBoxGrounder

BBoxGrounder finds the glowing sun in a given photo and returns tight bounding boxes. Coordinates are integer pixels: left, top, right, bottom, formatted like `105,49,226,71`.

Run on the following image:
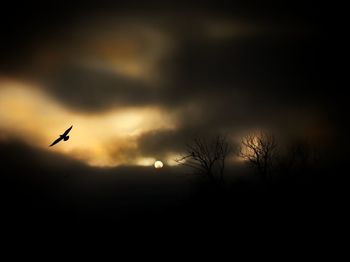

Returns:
154,160,164,169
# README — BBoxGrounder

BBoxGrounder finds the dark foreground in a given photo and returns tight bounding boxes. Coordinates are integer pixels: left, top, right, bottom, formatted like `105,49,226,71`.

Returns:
0,140,346,235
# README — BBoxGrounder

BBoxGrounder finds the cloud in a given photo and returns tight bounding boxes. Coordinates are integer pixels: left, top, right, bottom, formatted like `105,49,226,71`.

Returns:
2,8,305,111
41,64,159,112
0,2,339,167
0,80,177,166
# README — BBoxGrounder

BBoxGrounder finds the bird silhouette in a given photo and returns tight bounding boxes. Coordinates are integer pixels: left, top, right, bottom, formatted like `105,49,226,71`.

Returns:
49,126,73,147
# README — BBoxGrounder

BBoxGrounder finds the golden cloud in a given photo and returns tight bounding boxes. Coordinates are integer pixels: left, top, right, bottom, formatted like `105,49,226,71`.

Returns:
0,79,177,166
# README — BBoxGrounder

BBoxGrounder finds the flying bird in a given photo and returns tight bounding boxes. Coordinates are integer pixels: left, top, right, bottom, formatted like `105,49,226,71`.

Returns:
49,126,73,147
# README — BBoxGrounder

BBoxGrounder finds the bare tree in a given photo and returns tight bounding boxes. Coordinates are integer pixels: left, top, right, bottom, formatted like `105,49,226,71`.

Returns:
239,131,277,180
175,135,231,183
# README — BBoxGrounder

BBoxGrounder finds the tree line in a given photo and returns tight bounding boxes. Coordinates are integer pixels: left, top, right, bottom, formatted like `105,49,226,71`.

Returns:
175,131,318,184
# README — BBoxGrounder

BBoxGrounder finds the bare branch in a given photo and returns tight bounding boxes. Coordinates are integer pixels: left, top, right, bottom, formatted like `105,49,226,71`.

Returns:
239,131,277,180
175,135,232,183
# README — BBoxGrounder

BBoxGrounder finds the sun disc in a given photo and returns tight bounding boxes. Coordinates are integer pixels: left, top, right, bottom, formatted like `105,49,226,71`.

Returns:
154,160,164,169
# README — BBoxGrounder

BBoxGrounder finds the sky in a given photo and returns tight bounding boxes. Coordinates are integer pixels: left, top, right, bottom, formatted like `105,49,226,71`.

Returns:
0,1,341,169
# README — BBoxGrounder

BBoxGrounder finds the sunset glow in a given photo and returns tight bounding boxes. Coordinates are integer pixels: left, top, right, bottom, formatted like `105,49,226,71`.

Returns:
0,79,176,166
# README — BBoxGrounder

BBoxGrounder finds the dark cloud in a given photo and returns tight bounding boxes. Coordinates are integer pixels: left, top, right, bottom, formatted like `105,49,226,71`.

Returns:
41,64,157,111
0,1,341,160
137,129,197,157
26,19,328,115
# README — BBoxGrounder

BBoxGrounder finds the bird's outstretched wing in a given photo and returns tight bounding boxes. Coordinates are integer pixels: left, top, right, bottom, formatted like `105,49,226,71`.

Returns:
49,137,63,147
63,125,73,136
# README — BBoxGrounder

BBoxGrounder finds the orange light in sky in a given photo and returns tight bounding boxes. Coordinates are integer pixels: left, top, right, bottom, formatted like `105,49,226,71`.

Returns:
0,79,176,167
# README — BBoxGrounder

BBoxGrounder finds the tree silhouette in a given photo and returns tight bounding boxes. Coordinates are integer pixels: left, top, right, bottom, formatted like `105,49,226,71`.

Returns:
239,131,277,180
175,135,231,183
